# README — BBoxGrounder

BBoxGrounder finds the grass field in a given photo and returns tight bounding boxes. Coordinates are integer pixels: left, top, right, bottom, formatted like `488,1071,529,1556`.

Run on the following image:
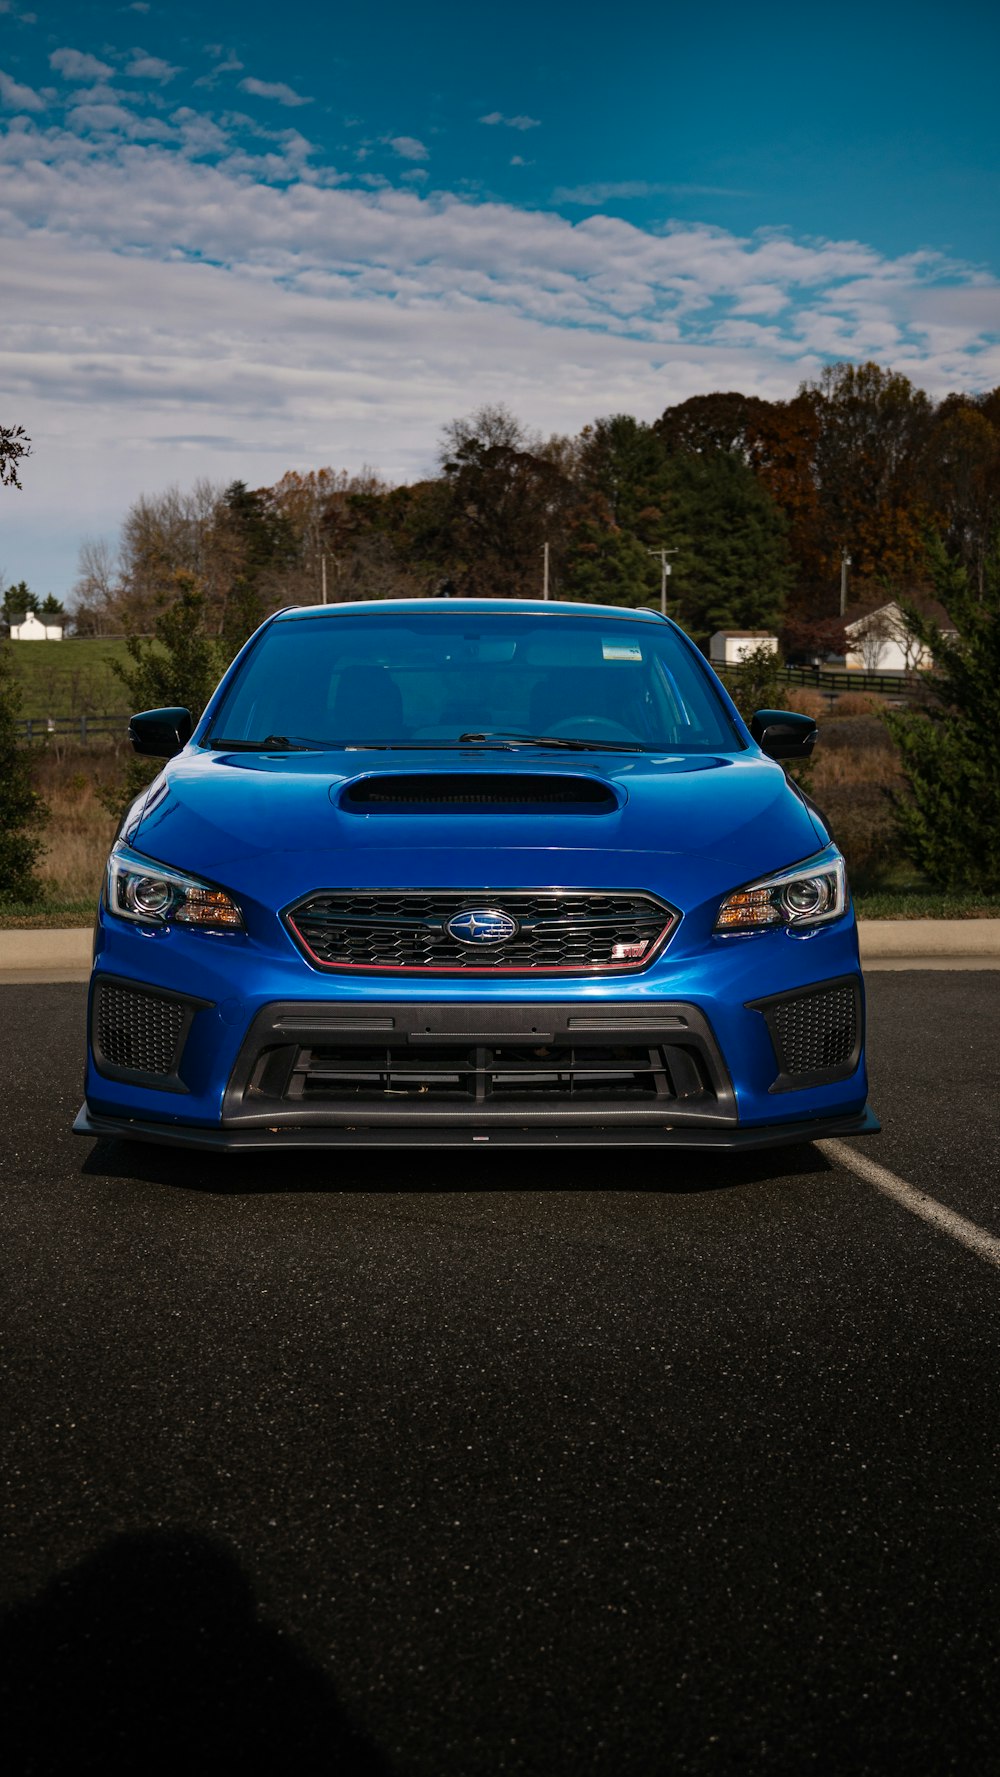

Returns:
6,637,134,718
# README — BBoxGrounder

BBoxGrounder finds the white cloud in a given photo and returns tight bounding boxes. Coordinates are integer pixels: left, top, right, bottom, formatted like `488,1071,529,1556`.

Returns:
479,112,541,130
49,47,114,81
554,180,751,205
0,108,997,598
125,51,180,83
388,135,429,161
0,68,44,110
239,76,312,108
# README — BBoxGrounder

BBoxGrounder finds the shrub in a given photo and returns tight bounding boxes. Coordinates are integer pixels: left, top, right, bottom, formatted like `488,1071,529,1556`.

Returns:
0,644,49,903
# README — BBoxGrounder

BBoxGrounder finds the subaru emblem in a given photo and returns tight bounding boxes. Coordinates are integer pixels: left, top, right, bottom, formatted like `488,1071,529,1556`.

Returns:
446,908,518,946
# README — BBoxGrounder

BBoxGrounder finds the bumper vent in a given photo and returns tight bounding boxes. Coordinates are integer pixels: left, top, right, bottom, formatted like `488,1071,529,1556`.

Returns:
750,977,862,1090
285,889,677,975
222,1000,737,1131
91,978,206,1090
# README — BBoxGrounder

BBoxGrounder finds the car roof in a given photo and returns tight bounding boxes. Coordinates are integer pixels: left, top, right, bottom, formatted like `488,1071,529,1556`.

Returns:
272,598,667,623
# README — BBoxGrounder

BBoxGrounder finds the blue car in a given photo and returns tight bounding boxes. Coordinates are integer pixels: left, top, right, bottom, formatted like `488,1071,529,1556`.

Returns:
74,599,878,1152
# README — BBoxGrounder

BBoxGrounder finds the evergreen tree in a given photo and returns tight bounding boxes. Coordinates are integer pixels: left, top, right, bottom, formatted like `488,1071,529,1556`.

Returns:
2,581,38,620
104,575,225,817
883,539,1000,891
667,451,792,641
0,644,48,903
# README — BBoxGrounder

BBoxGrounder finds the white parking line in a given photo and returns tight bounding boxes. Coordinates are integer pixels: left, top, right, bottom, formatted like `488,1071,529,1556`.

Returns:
817,1139,1000,1270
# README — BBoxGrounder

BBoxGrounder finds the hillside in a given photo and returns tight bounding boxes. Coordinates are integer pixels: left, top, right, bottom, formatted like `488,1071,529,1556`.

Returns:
6,638,133,719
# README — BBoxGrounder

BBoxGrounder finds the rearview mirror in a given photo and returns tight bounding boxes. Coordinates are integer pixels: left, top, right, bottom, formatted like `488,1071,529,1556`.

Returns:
750,708,818,761
128,707,193,758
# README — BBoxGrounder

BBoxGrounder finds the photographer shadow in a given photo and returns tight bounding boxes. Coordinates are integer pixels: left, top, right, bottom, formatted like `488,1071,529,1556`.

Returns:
1,1530,390,1775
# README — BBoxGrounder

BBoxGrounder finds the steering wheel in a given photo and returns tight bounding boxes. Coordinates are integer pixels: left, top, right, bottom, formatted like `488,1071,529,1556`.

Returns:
542,715,640,741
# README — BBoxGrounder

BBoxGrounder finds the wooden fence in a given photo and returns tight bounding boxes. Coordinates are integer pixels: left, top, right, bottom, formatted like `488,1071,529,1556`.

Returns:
15,714,128,744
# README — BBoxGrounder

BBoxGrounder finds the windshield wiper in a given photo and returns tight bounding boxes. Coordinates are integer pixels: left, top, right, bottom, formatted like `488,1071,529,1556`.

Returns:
207,734,324,751
457,730,645,753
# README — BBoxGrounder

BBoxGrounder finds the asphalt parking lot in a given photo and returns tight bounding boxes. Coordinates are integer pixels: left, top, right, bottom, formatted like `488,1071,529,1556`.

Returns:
2,972,998,1775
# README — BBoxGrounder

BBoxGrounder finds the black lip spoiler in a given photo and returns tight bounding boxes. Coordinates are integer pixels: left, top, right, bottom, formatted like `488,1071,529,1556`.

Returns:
74,1102,880,1153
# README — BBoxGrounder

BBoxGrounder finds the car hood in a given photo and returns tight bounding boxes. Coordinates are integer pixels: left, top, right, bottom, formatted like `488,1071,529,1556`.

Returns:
129,748,826,912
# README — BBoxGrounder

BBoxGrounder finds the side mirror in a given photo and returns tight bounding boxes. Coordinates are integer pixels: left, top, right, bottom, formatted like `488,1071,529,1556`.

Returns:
750,708,818,761
128,707,193,758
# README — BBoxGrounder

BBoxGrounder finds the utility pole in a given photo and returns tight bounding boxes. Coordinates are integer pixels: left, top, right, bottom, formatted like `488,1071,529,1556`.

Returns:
648,547,677,618
542,541,550,601
321,554,328,605
839,549,852,617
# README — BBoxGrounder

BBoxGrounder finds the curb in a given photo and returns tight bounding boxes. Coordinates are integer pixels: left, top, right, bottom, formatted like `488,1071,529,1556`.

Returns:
2,920,1000,978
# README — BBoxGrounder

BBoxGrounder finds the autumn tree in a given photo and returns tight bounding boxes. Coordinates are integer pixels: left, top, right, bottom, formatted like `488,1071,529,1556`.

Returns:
924,393,1000,599
801,361,934,595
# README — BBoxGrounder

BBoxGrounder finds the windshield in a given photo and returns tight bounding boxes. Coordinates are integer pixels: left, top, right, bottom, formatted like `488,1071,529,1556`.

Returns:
207,611,742,754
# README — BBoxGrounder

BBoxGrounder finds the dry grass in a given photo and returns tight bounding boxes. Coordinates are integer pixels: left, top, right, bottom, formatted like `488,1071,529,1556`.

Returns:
831,691,884,717
782,688,828,720
29,745,122,904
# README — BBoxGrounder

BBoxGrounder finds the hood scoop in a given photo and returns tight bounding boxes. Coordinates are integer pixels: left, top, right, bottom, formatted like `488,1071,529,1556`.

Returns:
338,773,619,813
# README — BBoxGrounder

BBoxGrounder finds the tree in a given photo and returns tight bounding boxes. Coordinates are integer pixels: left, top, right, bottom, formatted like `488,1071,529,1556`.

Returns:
2,582,38,621
883,543,1000,890
435,405,573,598
103,575,226,818
0,423,31,490
665,451,792,640
0,643,48,903
851,609,895,671
39,595,65,618
800,361,934,591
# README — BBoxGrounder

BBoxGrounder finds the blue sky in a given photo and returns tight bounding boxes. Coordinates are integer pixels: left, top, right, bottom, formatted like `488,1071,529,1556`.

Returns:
2,0,999,598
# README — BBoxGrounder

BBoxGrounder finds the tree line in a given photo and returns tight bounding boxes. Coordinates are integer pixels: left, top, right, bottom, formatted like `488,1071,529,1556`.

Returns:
63,361,1000,657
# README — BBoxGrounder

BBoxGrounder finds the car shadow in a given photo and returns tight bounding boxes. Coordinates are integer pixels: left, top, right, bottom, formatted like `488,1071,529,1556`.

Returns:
79,1134,834,1197
0,1529,390,1775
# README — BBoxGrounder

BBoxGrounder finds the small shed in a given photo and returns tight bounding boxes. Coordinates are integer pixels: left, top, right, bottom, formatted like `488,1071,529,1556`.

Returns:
709,631,779,666
8,610,64,641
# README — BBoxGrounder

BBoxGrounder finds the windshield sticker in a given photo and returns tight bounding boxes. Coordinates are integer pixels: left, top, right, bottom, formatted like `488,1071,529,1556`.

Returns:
602,639,643,662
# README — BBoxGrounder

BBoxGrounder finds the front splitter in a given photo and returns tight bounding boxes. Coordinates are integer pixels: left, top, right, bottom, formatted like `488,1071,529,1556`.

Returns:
74,1102,880,1152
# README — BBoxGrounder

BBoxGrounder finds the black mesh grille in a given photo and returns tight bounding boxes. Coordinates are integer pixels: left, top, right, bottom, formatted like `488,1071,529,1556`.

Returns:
770,983,857,1075
95,983,185,1076
285,889,676,974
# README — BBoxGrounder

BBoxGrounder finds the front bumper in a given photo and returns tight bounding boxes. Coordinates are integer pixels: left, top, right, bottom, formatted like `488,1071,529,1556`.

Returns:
77,900,877,1152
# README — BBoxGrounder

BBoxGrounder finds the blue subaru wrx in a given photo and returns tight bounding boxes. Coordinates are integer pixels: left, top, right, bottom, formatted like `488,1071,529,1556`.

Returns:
75,600,879,1152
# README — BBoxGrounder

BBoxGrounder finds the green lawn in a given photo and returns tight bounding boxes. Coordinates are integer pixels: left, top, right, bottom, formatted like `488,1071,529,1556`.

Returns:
6,637,133,718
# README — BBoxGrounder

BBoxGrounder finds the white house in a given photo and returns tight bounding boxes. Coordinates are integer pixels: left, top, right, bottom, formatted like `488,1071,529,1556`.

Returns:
843,600,955,672
709,630,779,666
8,609,64,641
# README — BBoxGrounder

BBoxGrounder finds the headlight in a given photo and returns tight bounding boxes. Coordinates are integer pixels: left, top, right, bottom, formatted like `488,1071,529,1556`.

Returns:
715,847,847,934
106,842,244,931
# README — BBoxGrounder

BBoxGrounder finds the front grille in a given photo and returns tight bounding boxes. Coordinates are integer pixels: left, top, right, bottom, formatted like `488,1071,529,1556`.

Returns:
281,1039,709,1106
225,1000,735,1129
94,982,185,1076
755,979,861,1085
285,889,676,974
